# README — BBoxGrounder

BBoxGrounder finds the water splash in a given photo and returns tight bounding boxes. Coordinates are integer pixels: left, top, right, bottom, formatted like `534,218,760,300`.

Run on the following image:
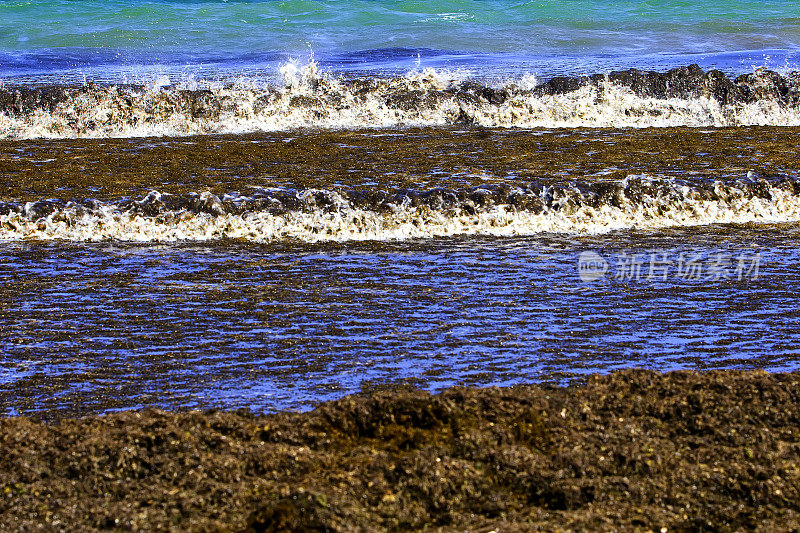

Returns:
3,175,800,242
1,64,799,139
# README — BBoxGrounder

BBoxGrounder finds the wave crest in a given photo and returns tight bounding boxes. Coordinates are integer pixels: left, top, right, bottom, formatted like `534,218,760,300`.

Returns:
3,175,800,242
1,64,800,138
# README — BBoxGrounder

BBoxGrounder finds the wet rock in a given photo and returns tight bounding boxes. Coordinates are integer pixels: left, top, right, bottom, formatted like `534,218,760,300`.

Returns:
531,64,799,106
0,86,73,116
735,69,793,104
533,75,590,96
456,82,509,105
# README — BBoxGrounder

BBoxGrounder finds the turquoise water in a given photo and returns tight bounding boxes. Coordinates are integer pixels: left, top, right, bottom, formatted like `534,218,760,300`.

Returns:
2,0,800,82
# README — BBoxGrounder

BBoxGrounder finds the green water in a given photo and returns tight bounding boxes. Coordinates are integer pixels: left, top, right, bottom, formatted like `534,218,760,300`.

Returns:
2,0,800,81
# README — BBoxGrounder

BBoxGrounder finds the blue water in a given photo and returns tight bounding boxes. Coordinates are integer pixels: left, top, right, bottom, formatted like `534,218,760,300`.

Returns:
2,0,800,83
3,226,799,416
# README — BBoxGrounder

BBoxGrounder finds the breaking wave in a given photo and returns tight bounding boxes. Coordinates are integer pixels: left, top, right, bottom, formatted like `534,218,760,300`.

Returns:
3,175,800,243
1,64,800,139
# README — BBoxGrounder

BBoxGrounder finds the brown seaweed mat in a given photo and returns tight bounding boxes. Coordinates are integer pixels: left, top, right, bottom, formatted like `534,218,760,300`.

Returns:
2,369,799,531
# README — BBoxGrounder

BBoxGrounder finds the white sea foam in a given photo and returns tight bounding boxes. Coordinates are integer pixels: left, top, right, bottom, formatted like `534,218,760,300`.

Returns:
1,63,800,139
2,178,800,243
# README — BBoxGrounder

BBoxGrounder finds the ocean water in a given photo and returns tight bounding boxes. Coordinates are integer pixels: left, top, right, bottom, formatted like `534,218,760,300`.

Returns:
2,1,800,418
2,0,800,84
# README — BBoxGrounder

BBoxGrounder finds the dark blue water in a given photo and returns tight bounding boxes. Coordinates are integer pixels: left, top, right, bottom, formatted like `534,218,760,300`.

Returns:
2,225,798,417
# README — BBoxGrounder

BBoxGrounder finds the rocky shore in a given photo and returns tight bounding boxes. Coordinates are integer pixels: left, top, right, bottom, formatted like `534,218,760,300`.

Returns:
2,369,799,531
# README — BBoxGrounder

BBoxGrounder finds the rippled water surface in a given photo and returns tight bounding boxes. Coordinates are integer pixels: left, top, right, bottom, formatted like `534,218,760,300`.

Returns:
3,224,799,418
2,0,800,83
3,0,800,422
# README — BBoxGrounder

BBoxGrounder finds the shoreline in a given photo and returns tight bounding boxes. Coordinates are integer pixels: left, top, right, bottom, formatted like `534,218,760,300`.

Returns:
2,369,799,530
